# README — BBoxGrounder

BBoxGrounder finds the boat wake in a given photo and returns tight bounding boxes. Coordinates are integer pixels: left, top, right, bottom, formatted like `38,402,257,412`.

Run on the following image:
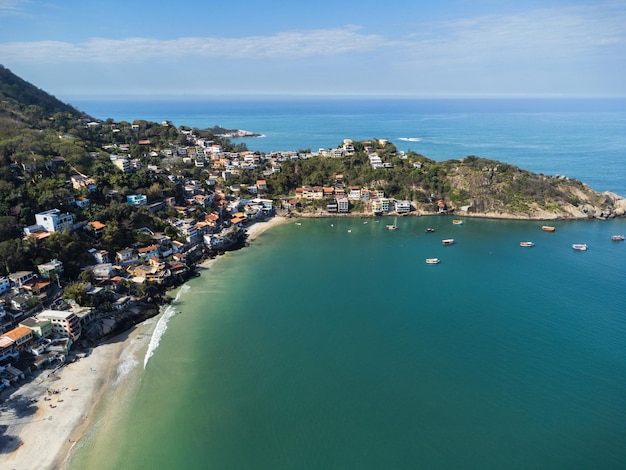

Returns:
398,137,422,142
143,285,190,369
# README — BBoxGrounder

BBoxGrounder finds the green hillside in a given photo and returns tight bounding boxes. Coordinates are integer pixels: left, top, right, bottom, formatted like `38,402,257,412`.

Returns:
0,64,83,132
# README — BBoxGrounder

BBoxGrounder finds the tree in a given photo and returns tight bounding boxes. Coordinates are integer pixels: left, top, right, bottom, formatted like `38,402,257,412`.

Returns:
79,267,95,284
146,182,163,202
63,281,89,306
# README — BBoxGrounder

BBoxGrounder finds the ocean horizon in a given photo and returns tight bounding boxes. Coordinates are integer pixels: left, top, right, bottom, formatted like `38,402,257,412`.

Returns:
66,98,626,469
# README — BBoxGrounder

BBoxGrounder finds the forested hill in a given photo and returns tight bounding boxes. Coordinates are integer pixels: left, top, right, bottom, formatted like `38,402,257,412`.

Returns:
0,64,82,131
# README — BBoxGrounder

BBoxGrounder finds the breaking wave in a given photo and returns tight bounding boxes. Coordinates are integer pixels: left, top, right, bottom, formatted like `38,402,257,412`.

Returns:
115,353,139,385
143,285,190,369
398,137,422,142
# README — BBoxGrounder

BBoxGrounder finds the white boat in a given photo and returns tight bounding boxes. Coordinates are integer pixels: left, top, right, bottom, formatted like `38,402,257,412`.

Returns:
611,235,625,241
541,225,556,232
519,241,534,247
386,225,397,231
425,258,440,264
452,219,463,225
572,243,588,251
442,238,455,245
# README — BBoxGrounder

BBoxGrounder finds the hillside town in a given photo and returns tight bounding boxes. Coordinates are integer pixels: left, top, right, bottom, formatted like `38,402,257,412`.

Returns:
0,116,415,392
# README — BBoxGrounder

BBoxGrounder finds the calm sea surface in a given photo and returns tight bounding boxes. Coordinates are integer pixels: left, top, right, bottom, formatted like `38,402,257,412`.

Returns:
67,99,626,469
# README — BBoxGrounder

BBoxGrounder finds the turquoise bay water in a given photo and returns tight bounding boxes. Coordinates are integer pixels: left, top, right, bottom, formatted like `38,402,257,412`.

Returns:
66,99,626,469
70,217,626,469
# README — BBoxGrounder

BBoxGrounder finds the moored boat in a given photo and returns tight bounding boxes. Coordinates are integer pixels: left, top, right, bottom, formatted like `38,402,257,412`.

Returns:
520,241,534,247
452,219,463,225
541,225,556,232
572,243,588,251
386,225,397,230
425,227,435,233
425,258,440,264
611,235,625,241
442,238,455,245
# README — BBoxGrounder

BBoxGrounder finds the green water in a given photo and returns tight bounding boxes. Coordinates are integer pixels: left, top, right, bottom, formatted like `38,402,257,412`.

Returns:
69,217,626,469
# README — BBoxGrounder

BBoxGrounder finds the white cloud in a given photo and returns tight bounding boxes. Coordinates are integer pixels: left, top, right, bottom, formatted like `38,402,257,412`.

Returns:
401,5,626,65
0,0,29,15
2,5,623,69
0,26,387,63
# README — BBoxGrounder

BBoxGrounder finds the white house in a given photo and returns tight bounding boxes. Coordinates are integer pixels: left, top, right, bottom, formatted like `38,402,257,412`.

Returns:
337,198,349,213
395,200,412,214
8,271,36,287
35,209,74,233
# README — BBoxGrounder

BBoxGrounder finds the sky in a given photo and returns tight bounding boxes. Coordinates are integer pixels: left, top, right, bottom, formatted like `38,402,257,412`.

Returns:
1,0,625,100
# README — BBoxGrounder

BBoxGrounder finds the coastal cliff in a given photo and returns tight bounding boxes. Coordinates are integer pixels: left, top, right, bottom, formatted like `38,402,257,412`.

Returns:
414,157,626,220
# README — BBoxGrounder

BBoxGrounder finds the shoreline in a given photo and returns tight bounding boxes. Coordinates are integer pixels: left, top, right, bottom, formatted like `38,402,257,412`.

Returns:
197,216,289,270
285,208,625,221
245,215,290,240
0,217,289,470
0,210,620,468
0,329,137,470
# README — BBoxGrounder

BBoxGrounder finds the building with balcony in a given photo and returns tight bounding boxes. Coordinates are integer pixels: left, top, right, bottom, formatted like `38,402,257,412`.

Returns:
37,310,81,340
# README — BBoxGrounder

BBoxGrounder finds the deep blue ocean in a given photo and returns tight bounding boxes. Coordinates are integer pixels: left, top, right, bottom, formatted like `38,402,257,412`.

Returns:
67,98,626,470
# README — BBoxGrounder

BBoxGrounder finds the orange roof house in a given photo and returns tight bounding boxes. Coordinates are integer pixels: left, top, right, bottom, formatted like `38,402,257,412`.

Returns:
2,326,34,347
88,221,106,234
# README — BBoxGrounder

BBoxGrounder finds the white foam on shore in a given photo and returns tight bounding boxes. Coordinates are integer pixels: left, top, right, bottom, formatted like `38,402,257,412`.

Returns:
143,285,190,369
114,335,146,385
115,354,139,385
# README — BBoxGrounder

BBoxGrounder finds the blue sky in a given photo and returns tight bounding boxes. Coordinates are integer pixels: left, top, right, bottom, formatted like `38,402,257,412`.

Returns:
1,0,625,100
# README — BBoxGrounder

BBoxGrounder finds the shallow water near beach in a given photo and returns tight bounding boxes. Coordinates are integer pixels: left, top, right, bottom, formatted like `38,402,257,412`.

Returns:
68,216,626,469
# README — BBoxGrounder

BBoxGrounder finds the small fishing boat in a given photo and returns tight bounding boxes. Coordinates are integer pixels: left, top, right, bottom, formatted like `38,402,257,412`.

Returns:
452,219,464,225
519,241,534,247
425,227,435,233
386,225,397,230
425,258,440,264
572,243,588,251
611,235,625,241
442,238,455,245
541,225,556,232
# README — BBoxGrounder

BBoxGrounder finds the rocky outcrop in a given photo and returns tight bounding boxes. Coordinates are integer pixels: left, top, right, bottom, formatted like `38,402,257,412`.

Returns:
432,157,625,220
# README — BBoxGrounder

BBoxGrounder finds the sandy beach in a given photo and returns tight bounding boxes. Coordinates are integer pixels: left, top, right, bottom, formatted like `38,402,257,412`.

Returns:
245,215,288,241
0,216,287,470
0,332,132,470
196,216,288,270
